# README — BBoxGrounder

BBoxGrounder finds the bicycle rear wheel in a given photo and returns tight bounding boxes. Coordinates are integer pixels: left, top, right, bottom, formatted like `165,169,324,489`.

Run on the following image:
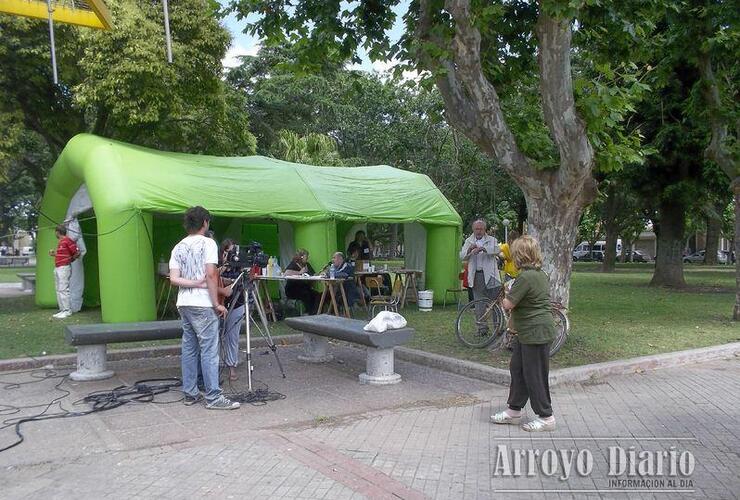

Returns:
549,307,569,356
455,299,506,348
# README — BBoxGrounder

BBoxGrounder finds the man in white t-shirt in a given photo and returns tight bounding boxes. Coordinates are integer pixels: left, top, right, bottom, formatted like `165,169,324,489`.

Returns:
169,206,239,410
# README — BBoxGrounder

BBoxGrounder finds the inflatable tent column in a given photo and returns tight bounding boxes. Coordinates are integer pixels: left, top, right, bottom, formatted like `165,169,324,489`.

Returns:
293,220,337,272
96,210,155,322
424,225,459,304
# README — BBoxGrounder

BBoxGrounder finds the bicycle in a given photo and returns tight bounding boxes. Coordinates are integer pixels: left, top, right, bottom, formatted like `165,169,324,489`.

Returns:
454,283,570,357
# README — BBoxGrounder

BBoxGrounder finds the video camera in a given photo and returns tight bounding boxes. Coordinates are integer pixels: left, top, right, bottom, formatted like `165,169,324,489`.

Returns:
223,241,269,274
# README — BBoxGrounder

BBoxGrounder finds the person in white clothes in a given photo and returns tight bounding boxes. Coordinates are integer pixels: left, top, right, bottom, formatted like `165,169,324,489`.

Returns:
169,206,240,411
459,219,502,335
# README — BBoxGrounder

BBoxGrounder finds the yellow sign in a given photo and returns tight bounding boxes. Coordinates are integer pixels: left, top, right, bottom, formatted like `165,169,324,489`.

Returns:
0,0,112,29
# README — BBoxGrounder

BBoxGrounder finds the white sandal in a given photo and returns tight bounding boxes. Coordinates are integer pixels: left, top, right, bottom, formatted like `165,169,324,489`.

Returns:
522,417,556,432
490,410,521,425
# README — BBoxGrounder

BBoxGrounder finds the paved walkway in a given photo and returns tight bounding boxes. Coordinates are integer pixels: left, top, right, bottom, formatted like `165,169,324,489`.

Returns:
0,343,737,499
0,282,31,299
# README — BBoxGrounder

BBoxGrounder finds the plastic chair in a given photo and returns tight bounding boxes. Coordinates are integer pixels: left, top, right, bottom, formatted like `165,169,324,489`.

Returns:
443,271,468,309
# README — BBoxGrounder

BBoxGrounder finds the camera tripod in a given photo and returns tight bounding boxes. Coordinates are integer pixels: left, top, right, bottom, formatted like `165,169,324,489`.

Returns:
223,270,286,391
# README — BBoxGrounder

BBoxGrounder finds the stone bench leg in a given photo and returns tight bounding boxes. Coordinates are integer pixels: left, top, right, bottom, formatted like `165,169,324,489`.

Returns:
297,333,333,363
70,344,115,381
359,347,401,385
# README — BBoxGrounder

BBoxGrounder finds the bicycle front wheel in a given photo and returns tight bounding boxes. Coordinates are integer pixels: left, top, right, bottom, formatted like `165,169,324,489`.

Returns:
549,307,570,356
455,299,506,348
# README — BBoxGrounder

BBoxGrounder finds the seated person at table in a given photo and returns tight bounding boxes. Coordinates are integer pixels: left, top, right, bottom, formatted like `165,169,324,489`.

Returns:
284,248,321,314
327,251,360,307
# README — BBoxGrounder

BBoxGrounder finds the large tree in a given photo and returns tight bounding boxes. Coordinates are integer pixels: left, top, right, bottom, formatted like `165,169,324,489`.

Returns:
622,0,737,314
689,0,738,319
228,0,651,305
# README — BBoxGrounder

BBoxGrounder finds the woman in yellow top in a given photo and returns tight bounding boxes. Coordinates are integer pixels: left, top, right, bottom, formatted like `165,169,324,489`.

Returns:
499,230,520,279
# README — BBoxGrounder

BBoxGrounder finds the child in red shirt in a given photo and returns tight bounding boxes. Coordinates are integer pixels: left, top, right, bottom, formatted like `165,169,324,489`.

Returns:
49,225,79,318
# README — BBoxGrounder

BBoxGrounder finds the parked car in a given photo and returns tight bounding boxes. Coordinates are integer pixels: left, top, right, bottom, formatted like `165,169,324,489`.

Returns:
573,242,591,261
623,250,651,263
20,246,35,256
573,239,622,262
683,250,728,264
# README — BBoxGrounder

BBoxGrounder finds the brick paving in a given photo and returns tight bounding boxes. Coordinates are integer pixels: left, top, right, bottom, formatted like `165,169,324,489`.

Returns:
0,343,737,499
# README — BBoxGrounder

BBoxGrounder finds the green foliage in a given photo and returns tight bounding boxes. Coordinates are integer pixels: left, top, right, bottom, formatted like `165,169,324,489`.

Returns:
577,204,603,246
574,63,651,172
227,1,655,174
623,1,737,240
228,46,525,226
272,130,343,165
0,0,257,218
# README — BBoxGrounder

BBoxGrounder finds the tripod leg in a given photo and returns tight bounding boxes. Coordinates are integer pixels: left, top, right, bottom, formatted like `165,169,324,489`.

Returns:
253,283,270,328
248,285,287,379
244,289,253,392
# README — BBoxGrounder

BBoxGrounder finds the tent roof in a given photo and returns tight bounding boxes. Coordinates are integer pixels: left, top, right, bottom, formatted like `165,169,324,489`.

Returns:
52,134,461,227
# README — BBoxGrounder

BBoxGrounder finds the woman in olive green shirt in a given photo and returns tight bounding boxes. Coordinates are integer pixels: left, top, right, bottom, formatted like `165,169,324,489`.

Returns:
490,235,557,432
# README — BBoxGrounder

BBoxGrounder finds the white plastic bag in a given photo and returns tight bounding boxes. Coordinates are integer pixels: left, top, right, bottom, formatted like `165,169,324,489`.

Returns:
363,311,407,333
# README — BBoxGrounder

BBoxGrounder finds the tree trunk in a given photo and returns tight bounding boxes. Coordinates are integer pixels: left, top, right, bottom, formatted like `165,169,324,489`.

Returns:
389,224,399,258
734,184,740,320
704,204,722,265
603,223,618,272
620,240,629,263
526,192,583,307
651,199,687,287
602,187,619,272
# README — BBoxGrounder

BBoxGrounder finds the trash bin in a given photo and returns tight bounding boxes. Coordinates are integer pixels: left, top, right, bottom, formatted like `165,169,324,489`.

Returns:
418,290,434,312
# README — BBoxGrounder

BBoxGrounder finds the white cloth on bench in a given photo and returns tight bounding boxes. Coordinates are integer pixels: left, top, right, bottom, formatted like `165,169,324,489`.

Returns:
364,311,407,333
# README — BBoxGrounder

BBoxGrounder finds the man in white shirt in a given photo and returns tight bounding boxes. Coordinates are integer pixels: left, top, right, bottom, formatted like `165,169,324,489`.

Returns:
169,206,239,410
460,219,502,335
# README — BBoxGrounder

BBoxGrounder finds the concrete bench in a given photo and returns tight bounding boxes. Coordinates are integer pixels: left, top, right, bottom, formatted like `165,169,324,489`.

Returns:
284,314,414,385
17,273,35,292
0,256,29,266
65,320,182,381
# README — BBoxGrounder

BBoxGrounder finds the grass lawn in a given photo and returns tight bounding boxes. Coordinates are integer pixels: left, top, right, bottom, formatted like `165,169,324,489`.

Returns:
0,293,296,360
0,267,28,283
404,263,738,369
0,263,737,367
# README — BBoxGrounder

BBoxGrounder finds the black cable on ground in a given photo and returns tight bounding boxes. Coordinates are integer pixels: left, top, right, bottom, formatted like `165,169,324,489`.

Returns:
222,378,286,406
0,376,184,454
1,368,288,453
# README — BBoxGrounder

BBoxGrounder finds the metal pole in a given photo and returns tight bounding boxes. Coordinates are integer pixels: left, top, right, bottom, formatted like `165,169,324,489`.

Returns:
162,0,173,63
47,0,58,84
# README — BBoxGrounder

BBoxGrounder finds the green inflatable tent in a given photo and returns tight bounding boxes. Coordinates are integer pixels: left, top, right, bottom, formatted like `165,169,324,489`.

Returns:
36,134,462,322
